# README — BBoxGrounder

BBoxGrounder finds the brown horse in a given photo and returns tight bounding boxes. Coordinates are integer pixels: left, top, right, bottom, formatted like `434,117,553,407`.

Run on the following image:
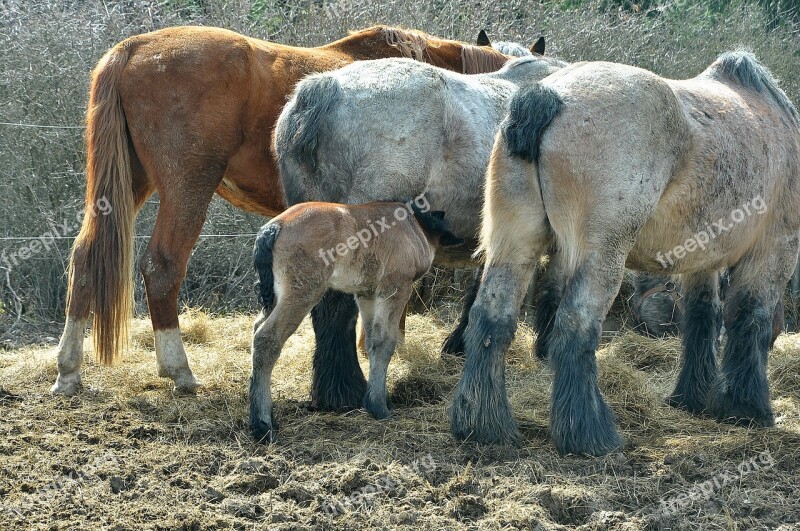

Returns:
52,25,512,396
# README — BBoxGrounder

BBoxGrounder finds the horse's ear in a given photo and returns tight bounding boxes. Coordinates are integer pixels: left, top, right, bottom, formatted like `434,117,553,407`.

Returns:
439,231,464,247
531,36,545,55
476,29,491,47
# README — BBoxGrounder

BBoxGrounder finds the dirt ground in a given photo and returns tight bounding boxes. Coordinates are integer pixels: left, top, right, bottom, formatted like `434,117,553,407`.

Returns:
1,309,799,530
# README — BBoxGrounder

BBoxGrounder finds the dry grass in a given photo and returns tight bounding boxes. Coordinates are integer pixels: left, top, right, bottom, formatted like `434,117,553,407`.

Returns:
2,309,800,529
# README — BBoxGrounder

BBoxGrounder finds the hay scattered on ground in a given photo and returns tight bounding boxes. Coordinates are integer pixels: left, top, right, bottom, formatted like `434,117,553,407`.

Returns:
1,310,799,529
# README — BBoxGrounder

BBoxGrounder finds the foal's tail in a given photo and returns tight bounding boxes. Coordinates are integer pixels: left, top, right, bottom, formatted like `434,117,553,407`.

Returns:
69,44,137,366
274,75,342,205
253,223,282,311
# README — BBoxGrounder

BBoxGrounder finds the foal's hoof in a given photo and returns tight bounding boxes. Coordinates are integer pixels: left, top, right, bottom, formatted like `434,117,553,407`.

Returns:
707,390,775,428
50,375,82,396
250,419,278,444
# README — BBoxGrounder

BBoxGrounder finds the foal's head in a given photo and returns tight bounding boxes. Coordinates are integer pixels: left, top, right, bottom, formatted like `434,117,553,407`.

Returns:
411,206,464,249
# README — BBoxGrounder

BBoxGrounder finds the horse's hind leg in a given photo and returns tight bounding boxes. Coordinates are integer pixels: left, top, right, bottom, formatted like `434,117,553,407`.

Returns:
442,265,483,356
310,290,366,410
667,271,722,413
140,177,220,394
546,252,626,456
534,249,566,361
251,290,323,443
357,286,412,419
52,160,152,396
707,243,798,426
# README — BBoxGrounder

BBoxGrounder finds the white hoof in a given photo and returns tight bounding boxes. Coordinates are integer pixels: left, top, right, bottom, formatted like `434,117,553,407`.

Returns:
50,375,82,396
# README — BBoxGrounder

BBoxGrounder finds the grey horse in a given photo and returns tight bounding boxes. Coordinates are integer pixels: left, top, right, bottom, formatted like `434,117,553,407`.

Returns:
451,51,800,455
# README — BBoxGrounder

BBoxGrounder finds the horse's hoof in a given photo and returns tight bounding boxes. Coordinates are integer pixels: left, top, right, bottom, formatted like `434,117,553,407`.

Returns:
450,388,520,446
441,332,466,356
250,419,278,444
551,422,624,457
172,375,202,395
312,380,366,411
666,390,708,415
50,376,81,396
707,390,774,428
363,394,392,419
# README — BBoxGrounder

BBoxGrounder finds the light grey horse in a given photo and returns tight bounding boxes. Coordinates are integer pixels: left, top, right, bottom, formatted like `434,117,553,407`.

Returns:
451,51,800,455
276,54,566,246
273,51,567,413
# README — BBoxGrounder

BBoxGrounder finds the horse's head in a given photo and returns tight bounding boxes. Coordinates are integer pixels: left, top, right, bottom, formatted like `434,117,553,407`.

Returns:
476,29,546,57
332,26,510,74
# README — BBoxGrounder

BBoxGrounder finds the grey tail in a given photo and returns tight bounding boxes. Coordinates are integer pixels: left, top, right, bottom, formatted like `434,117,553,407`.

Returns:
501,83,564,163
253,222,281,310
713,50,799,126
274,75,343,205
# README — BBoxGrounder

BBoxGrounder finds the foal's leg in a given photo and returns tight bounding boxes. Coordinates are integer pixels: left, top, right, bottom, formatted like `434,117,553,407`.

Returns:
706,245,797,427
357,286,412,419
310,290,366,410
250,291,323,443
442,265,483,356
534,250,566,361
667,271,722,413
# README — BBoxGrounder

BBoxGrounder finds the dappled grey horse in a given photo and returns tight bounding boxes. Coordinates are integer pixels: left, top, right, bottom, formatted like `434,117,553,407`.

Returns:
273,51,566,412
451,51,800,455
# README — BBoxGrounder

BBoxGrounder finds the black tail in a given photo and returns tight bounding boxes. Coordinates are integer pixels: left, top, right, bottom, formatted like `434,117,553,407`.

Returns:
254,223,282,310
501,83,564,163
274,75,343,205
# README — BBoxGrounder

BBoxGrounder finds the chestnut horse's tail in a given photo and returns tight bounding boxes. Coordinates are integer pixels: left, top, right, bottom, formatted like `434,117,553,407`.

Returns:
68,45,136,366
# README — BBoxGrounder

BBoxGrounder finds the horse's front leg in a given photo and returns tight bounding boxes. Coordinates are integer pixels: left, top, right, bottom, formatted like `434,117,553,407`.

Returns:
450,262,536,445
667,271,722,413
310,290,366,410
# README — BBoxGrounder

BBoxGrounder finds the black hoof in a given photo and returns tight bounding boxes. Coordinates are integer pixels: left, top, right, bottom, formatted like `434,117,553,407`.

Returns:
250,418,278,444
707,388,774,428
666,386,709,415
312,379,367,411
450,388,520,445
442,330,466,356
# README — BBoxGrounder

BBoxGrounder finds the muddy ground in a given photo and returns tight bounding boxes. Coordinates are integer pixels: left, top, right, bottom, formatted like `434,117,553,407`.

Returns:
1,310,799,530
